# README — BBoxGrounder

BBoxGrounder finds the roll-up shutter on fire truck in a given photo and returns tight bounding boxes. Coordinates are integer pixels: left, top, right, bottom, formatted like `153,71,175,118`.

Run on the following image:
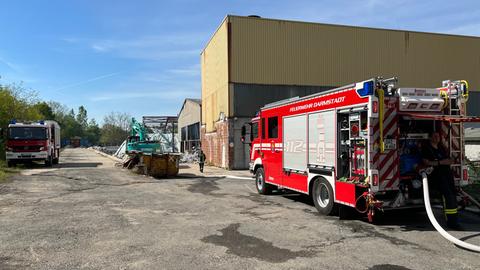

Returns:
308,110,335,167
283,115,307,171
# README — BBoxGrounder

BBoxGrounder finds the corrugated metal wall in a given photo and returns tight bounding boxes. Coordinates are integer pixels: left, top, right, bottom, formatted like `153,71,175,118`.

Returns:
467,91,480,117
231,83,333,117
229,16,480,92
178,100,201,131
201,19,229,132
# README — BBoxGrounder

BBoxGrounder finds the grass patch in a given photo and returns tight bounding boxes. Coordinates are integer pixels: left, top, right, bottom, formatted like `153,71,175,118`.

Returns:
0,160,19,183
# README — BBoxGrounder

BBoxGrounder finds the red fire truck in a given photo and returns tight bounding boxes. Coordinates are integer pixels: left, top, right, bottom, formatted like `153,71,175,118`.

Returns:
242,77,480,221
5,120,61,167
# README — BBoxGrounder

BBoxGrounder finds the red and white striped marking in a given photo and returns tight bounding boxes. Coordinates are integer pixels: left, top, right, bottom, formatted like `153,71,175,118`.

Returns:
370,97,400,190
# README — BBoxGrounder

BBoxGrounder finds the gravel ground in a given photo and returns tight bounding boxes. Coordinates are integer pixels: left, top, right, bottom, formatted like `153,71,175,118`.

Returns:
0,148,479,270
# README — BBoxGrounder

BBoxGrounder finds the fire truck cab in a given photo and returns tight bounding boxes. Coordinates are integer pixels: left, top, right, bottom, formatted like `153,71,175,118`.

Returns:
5,120,61,167
243,77,479,221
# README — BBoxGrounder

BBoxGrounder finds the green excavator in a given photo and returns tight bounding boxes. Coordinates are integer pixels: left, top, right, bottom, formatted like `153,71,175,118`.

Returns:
126,118,161,154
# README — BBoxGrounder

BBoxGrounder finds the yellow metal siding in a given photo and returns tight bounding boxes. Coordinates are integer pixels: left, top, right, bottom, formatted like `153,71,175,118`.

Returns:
178,100,201,130
229,16,480,90
201,19,229,132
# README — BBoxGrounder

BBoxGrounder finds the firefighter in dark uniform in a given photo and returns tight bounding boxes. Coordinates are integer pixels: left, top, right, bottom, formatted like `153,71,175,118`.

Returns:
198,150,206,173
421,132,460,229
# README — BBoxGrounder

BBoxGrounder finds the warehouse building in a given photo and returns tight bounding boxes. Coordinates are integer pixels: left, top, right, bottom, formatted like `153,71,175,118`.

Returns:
201,15,480,169
178,98,202,153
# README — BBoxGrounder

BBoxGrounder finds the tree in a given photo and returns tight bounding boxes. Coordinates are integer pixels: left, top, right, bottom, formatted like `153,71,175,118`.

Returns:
76,106,88,129
0,82,42,128
103,112,131,131
100,124,128,146
100,112,132,146
48,101,69,120
0,82,42,159
61,112,82,139
85,119,101,145
33,102,55,120
0,77,102,149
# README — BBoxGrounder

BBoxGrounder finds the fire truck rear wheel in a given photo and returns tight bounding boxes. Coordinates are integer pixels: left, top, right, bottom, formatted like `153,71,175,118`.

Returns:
255,167,273,195
7,161,15,168
312,178,338,215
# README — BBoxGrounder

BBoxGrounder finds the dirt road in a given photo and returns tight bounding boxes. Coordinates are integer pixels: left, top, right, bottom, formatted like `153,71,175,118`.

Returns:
0,148,479,269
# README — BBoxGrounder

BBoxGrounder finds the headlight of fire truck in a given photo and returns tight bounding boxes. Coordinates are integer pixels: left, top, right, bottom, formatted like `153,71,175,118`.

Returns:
39,146,46,151
5,146,13,151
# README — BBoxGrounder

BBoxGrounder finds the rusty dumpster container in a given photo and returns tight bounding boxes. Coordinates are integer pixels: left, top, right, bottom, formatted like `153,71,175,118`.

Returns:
138,153,178,178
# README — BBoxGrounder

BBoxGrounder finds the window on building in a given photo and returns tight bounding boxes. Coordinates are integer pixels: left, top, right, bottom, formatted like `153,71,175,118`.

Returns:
252,122,258,139
187,122,200,140
261,118,266,139
181,127,187,141
268,117,278,138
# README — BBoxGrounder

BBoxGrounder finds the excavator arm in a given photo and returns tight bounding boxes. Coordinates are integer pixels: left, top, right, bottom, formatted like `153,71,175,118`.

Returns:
130,118,147,141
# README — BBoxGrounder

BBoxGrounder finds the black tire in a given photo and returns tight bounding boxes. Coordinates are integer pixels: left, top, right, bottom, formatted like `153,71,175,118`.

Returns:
52,157,59,165
7,161,15,168
45,156,52,167
255,167,273,195
312,178,338,215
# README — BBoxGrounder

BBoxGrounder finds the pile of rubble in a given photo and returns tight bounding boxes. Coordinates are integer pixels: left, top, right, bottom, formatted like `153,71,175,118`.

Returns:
180,151,199,163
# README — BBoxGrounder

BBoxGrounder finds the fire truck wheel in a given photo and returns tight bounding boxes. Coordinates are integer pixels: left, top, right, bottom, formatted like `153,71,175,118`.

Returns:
7,161,15,167
312,178,338,215
53,158,59,165
255,167,273,195
45,156,53,167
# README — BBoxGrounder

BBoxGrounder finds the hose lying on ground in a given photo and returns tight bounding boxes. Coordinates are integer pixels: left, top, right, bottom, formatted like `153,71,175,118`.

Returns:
421,170,480,252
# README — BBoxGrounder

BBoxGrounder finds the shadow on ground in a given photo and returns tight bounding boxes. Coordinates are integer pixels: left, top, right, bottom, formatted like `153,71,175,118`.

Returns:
280,192,480,233
12,162,103,169
57,162,103,168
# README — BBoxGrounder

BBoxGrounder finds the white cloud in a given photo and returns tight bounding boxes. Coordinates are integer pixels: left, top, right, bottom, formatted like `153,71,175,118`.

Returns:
90,89,198,102
167,64,200,76
52,72,121,92
0,56,21,73
444,23,480,37
61,37,80,43
89,34,204,60
91,44,110,52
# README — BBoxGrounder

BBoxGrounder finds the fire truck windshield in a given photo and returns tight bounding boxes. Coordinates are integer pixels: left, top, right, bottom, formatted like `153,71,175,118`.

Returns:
8,127,47,140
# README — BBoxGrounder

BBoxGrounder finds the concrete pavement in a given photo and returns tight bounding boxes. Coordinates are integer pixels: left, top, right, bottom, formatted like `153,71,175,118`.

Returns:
0,148,479,270
178,163,252,179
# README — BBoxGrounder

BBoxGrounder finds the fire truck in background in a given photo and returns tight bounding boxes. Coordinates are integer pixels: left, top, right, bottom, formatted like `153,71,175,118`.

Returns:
5,120,61,167
242,77,480,221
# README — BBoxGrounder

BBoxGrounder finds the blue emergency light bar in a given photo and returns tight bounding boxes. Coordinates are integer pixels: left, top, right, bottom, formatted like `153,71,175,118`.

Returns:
9,119,16,124
356,81,374,97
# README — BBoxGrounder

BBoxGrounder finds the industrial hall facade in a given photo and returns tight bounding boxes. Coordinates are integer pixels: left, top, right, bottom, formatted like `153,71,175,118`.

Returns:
201,15,480,169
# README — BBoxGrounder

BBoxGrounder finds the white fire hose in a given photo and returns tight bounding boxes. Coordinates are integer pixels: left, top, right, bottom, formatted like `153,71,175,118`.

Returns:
421,168,480,252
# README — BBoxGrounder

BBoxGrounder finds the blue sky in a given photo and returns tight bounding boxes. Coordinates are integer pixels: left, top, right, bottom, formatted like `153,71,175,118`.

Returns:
0,0,479,123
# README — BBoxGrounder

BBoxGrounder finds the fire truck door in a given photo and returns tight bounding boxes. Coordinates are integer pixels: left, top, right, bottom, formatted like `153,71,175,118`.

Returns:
264,116,282,186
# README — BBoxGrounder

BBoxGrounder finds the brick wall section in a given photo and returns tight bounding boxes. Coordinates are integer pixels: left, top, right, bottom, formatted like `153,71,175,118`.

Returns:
201,119,233,169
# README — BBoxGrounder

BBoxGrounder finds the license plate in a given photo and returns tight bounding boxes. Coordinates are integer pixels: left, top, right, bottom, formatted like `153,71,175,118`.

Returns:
384,139,396,150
